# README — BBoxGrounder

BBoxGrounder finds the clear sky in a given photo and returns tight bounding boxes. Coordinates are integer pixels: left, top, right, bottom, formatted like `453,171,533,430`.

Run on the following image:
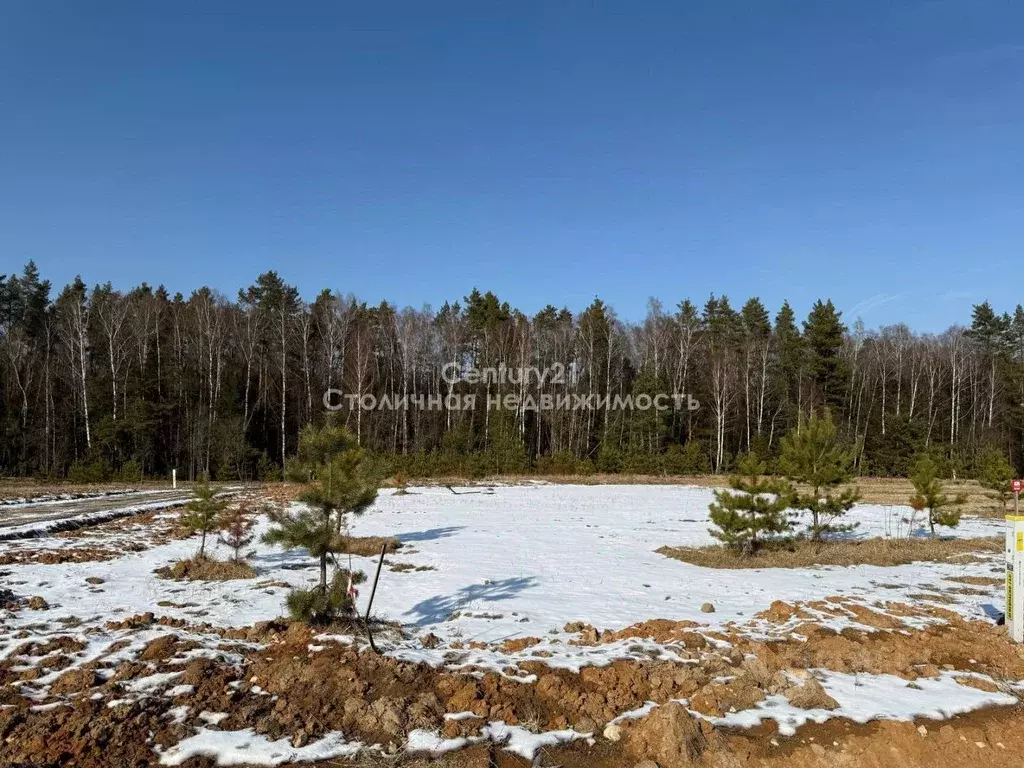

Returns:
1,1,1021,331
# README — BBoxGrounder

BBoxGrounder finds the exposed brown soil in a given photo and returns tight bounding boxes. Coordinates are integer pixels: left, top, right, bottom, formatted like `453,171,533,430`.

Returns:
0,545,128,565
1,599,1021,768
658,536,1002,569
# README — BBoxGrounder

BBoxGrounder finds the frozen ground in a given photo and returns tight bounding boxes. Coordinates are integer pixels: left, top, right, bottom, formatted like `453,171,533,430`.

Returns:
0,483,1014,764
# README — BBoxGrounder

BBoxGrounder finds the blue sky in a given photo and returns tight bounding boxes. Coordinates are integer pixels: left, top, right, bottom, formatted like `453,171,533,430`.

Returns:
1,1,1021,331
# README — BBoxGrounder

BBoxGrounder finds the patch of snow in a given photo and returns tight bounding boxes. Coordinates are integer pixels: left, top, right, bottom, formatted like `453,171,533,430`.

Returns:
198,711,230,725
158,728,363,766
406,721,585,760
609,701,660,724
125,671,181,693
444,711,483,721
709,670,1017,735
165,705,189,724
405,729,477,755
481,721,587,759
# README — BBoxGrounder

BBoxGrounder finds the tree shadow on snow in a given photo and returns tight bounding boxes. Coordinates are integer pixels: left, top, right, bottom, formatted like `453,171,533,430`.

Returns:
251,548,317,569
405,576,538,627
981,603,1005,623
395,526,465,543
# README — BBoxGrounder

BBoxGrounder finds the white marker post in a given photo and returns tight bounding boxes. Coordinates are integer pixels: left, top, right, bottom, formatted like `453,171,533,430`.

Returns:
1008,479,1024,642
172,468,177,490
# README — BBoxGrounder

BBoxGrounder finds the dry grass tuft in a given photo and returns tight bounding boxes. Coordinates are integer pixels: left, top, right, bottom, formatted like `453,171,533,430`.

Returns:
657,535,1001,569
155,556,257,581
342,536,402,557
945,575,1003,586
387,561,436,572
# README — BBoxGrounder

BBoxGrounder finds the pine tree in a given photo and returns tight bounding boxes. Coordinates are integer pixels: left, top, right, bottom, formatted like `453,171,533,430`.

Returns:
779,411,861,540
708,452,793,554
218,502,256,562
803,299,849,410
772,300,806,431
263,419,378,622
909,454,967,538
977,447,1014,511
181,474,227,559
239,270,300,468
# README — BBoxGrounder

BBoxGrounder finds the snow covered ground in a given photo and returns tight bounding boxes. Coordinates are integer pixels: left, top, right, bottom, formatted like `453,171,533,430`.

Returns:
0,483,1014,764
352,484,1004,648
4,484,1004,652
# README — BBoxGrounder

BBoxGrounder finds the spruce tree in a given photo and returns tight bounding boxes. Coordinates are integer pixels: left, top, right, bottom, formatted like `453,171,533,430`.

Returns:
263,419,378,622
909,454,967,538
181,474,227,559
802,299,849,410
772,301,806,431
708,452,793,554
779,411,861,540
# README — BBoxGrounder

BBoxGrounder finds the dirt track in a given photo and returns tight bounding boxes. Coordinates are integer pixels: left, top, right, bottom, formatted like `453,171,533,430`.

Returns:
0,489,195,533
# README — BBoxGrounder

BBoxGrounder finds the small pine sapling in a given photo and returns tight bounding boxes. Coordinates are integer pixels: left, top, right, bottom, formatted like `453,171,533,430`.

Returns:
909,454,967,538
263,419,379,623
218,502,256,562
779,411,861,540
978,448,1014,511
181,474,228,560
392,470,410,496
708,452,794,555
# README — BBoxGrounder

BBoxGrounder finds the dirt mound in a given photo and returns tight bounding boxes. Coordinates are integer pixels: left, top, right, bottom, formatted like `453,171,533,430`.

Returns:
14,636,86,658
623,702,713,767
49,666,101,695
600,619,708,648
0,697,160,767
784,676,839,710
734,612,1024,682
138,633,200,662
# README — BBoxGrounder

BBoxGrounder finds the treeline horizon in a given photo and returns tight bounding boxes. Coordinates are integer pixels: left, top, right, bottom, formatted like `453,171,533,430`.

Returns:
1,260,1022,481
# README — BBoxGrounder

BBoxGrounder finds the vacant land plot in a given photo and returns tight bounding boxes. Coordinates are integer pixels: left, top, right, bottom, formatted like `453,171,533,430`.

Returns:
0,484,1017,767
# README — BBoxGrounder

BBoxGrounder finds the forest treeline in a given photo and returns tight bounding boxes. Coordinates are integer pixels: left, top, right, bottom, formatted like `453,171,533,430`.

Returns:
1,261,1021,481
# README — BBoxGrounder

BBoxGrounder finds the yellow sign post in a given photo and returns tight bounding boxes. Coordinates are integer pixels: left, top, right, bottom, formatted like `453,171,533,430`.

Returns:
1008,479,1024,642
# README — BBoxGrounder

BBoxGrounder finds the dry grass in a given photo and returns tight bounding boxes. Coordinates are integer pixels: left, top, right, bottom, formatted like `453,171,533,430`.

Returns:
853,476,1006,518
0,478,257,499
0,480,166,497
945,575,1003,586
341,535,402,557
387,561,436,572
657,535,1001,569
155,556,257,581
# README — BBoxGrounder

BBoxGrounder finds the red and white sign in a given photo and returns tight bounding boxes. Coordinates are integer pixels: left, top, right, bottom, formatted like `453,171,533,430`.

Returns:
1013,479,1023,494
